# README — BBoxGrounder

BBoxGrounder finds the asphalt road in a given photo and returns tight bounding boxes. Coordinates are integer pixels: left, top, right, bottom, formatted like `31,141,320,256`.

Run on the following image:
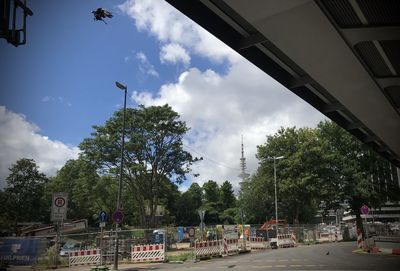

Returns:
152,242,399,271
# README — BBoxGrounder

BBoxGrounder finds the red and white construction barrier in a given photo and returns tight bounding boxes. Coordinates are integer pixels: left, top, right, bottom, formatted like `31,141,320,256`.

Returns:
223,238,239,255
249,237,266,250
131,243,165,262
291,232,298,247
68,249,100,267
277,234,295,248
356,228,363,248
195,240,223,258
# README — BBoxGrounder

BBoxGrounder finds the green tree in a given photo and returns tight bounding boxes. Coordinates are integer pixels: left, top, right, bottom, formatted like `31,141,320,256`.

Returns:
175,183,203,225
239,174,275,224
203,180,220,203
256,127,325,224
317,121,400,234
4,158,48,232
79,105,198,227
202,180,221,224
45,158,118,226
219,181,236,210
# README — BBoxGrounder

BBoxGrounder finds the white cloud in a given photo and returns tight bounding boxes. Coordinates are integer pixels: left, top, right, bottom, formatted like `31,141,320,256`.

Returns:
41,96,50,102
132,59,326,189
121,0,326,190
136,51,159,77
0,106,80,188
119,0,241,63
160,43,190,65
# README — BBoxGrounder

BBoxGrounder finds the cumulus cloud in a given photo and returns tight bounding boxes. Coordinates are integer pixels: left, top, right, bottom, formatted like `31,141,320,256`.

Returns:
121,0,326,189
136,51,159,77
119,0,241,63
160,43,190,65
41,96,50,102
0,106,80,188
132,59,326,188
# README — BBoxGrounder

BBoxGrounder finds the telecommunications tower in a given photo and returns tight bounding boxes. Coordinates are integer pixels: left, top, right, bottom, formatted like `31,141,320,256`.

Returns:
239,135,250,181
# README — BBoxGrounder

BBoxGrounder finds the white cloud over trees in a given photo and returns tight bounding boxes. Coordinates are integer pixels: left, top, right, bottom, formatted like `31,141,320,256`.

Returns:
0,106,79,188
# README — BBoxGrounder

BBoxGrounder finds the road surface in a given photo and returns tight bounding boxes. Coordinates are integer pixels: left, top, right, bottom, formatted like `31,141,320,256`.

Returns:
156,242,399,271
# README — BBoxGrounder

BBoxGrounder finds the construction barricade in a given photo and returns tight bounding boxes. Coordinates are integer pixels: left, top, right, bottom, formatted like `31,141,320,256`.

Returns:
249,237,266,250
291,232,298,247
223,238,239,255
131,243,165,263
68,249,101,267
277,234,295,248
195,240,223,259
237,238,252,252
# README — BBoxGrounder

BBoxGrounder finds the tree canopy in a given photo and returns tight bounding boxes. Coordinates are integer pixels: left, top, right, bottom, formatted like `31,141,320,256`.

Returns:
79,104,199,227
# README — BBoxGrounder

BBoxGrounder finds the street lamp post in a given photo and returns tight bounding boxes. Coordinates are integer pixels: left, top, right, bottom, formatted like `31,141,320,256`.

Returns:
113,81,127,271
267,156,284,245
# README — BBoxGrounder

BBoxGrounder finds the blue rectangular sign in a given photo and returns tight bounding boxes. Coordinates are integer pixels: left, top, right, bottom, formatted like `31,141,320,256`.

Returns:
0,239,40,265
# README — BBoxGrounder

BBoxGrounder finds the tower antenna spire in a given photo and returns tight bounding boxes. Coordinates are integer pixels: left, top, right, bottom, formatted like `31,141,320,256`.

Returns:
239,135,250,181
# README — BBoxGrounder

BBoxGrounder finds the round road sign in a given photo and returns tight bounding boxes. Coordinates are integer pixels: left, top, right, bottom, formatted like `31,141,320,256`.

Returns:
361,204,369,215
54,197,66,208
112,210,124,223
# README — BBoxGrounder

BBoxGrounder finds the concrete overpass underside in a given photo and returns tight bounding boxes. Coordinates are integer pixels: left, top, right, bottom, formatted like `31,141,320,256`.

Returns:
166,0,400,166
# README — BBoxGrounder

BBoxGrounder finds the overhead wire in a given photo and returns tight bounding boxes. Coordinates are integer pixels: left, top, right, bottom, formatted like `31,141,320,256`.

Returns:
183,144,241,171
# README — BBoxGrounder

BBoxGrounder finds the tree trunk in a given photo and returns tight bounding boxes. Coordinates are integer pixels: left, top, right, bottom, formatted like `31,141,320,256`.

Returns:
351,198,365,239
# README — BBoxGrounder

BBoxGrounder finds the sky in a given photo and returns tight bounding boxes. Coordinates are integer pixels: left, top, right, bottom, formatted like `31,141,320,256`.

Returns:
0,0,326,190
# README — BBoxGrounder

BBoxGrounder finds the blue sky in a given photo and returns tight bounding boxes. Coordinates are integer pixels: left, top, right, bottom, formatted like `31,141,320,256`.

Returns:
0,0,325,189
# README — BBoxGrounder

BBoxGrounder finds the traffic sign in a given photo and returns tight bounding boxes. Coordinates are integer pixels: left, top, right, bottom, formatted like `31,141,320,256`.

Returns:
112,210,123,223
361,204,369,215
99,211,107,222
51,192,68,222
99,222,106,228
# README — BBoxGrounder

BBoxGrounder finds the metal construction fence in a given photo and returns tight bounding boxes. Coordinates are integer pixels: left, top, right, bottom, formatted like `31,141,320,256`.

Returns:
1,221,399,267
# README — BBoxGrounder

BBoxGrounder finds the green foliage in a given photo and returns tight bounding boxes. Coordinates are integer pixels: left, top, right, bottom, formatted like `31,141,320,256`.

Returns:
45,158,109,225
175,183,203,226
240,121,399,226
167,252,192,262
203,180,220,203
219,181,236,210
239,175,274,224
3,158,48,229
317,121,400,232
79,104,198,227
254,127,324,224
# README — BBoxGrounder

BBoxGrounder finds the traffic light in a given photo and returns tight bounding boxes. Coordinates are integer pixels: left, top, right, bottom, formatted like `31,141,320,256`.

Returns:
0,0,33,47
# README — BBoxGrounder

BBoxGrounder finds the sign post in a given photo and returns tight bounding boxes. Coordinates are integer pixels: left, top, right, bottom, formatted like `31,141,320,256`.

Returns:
50,192,68,268
198,210,205,240
51,193,68,222
361,204,369,248
188,227,195,261
99,211,107,265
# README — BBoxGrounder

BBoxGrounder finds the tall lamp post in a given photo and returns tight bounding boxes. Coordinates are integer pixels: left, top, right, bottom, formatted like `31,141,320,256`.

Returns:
266,156,285,244
113,81,127,270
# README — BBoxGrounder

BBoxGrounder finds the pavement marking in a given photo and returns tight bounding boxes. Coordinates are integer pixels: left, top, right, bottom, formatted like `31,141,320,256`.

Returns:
289,264,302,267
274,265,287,267
278,259,289,261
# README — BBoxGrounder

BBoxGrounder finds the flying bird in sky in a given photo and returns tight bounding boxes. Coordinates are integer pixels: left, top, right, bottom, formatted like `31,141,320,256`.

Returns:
92,8,113,24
